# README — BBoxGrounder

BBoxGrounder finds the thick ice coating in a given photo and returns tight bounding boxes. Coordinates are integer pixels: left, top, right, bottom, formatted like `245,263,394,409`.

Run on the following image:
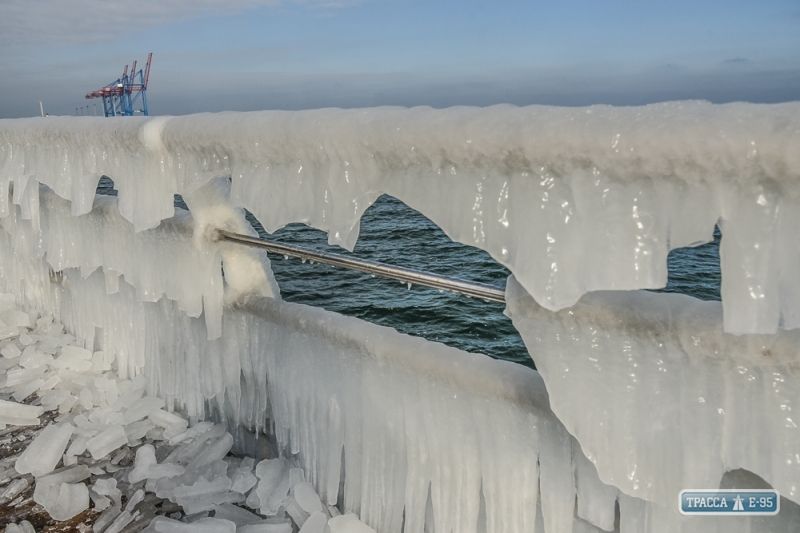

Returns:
3,102,800,333
506,275,800,508
1,105,800,532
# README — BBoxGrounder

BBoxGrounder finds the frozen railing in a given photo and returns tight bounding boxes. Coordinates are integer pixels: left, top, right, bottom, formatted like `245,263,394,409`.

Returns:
3,102,800,334
1,103,800,532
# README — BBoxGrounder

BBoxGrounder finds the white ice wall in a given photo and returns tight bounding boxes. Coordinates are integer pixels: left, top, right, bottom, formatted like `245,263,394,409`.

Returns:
3,102,800,333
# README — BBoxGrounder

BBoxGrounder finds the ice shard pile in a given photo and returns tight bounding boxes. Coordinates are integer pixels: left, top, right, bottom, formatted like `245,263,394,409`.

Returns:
0,103,798,531
0,295,367,532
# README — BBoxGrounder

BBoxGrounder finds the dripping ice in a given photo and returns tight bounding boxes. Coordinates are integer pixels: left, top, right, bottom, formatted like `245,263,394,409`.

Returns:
0,102,797,531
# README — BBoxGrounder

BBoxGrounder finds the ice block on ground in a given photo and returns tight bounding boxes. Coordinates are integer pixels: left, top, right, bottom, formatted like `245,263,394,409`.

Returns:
15,422,74,476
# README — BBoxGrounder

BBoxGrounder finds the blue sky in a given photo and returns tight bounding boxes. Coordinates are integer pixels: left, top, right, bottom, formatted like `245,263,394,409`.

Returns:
1,0,799,117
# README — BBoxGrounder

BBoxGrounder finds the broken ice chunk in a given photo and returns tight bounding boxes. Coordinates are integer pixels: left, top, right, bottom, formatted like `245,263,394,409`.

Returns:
230,457,257,494
19,346,53,368
104,509,138,533
144,516,236,532
15,422,74,476
125,418,155,442
0,325,20,341
92,350,113,373
211,502,263,525
125,488,145,511
187,433,233,471
254,458,291,516
53,345,93,372
148,408,188,437
286,481,324,527
1,342,21,359
66,436,88,457
4,521,35,533
0,478,29,503
172,475,238,514
86,425,127,459
90,491,112,511
37,464,91,485
129,444,184,484
79,388,94,409
33,478,90,521
1,309,31,328
0,398,43,421
123,396,165,424
11,378,45,402
92,477,122,505
0,414,40,426
327,514,376,533
238,520,293,533
167,420,215,446
93,501,123,532
4,366,45,387
300,513,329,533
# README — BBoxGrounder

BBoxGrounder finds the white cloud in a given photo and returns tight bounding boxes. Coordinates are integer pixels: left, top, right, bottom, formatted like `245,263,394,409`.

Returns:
0,0,341,46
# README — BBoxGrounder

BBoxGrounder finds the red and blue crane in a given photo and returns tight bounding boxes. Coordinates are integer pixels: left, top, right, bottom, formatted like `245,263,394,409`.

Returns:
85,53,153,117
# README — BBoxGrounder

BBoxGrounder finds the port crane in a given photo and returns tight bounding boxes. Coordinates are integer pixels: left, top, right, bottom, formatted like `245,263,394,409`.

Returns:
85,53,152,117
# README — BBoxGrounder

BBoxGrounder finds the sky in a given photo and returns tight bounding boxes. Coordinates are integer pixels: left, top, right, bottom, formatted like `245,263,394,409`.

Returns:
1,0,799,117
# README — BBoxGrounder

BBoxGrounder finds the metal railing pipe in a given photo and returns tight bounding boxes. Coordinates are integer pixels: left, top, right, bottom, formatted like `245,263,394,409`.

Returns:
216,229,506,303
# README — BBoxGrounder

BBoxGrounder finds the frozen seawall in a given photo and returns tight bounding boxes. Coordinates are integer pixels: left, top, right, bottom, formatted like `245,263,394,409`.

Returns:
0,102,799,531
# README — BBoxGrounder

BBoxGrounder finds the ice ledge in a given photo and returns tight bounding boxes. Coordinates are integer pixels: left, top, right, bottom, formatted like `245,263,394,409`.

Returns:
3,101,800,334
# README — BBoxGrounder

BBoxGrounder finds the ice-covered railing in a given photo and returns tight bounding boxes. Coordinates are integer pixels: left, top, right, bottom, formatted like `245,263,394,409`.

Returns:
0,187,630,533
506,279,800,504
3,194,797,532
1,104,800,531
3,101,800,334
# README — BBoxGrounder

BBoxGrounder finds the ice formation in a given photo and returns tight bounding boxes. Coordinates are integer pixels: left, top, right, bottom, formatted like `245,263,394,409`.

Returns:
0,294,350,532
3,102,800,333
506,277,800,504
0,185,634,532
0,104,798,532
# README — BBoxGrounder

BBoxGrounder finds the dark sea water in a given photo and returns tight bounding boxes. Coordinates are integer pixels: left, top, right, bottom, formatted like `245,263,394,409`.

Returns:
97,179,721,367
256,195,722,367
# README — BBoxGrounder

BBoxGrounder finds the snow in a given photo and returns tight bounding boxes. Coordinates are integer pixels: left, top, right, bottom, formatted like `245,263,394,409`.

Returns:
3,103,800,333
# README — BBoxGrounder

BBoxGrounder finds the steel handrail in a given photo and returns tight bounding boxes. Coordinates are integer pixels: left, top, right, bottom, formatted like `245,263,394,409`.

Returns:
216,229,506,303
